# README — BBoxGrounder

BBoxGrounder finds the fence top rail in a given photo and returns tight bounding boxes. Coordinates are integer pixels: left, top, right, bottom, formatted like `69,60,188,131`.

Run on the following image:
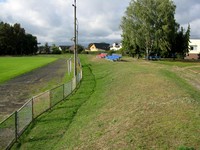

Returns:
50,84,64,91
65,80,72,85
0,111,15,124
0,57,82,123
0,57,83,150
17,98,32,112
33,90,50,99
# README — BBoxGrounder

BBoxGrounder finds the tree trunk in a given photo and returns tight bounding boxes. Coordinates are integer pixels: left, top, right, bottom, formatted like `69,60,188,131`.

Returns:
146,48,149,60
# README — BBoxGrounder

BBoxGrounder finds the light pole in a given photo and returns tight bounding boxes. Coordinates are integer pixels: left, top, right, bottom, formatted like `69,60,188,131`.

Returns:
72,0,77,78
76,18,79,48
76,19,80,67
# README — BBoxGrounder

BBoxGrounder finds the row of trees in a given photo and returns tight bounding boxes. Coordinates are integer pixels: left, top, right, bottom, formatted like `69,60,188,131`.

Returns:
38,43,85,54
0,22,38,55
121,0,190,59
39,43,64,54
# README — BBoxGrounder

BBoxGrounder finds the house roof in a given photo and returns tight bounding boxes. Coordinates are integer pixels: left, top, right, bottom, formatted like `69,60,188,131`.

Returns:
89,43,110,50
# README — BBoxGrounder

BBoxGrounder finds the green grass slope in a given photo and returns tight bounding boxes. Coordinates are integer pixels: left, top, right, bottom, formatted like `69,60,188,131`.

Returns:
0,56,57,84
12,55,200,149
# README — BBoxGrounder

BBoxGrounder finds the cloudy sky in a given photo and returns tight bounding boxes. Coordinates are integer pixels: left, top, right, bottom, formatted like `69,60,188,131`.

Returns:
0,0,200,46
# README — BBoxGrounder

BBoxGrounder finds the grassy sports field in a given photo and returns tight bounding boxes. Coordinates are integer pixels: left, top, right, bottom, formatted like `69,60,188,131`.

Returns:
0,56,71,122
12,55,200,149
0,56,58,84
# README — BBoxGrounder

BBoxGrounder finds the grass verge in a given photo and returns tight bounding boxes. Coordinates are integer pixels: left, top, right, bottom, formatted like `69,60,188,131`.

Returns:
12,55,200,149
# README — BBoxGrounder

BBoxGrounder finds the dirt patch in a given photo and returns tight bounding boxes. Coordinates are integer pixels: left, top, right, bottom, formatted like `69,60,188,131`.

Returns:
0,58,68,121
172,65,200,91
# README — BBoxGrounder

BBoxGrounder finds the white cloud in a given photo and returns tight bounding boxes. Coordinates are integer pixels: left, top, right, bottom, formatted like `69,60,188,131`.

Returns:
77,0,130,44
174,0,200,38
0,0,200,46
0,0,74,44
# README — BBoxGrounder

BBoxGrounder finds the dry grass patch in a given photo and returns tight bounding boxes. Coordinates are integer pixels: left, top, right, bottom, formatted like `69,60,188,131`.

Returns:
12,56,200,149
73,59,200,149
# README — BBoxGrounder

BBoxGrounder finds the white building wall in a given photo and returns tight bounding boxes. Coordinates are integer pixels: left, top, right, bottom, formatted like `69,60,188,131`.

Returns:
110,43,122,51
189,39,200,54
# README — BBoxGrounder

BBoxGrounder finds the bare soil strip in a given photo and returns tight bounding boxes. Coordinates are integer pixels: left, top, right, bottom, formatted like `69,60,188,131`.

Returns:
0,59,68,121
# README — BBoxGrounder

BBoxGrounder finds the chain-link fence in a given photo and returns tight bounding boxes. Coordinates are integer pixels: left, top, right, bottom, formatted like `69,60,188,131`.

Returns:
0,112,15,150
0,59,82,150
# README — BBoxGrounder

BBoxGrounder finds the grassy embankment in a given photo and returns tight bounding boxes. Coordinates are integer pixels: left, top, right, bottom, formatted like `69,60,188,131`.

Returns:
0,56,58,84
12,55,200,149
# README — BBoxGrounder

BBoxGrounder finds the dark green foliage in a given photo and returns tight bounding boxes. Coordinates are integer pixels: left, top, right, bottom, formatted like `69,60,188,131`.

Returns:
52,49,61,54
44,42,50,54
77,44,84,54
55,46,70,54
170,25,190,59
121,0,190,59
51,44,62,54
81,51,104,55
116,48,124,55
80,50,89,54
107,50,114,56
0,22,38,55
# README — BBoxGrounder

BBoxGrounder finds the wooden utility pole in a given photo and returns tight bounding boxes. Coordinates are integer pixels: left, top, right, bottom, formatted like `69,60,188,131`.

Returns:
73,0,77,78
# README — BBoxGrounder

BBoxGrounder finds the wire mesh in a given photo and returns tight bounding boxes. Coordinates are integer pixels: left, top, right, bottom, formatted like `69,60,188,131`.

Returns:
17,99,32,135
0,58,82,149
0,113,15,150
72,77,76,91
77,72,81,83
50,85,64,107
64,81,72,98
33,91,50,118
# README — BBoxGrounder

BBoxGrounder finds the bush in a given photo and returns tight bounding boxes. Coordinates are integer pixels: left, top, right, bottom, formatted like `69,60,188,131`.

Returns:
81,50,89,54
107,50,114,56
81,50,106,55
51,47,61,54
117,48,129,56
52,49,62,54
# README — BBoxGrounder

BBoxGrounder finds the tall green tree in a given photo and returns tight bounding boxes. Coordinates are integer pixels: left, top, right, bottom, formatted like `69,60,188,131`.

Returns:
13,23,26,55
0,22,38,55
0,22,15,55
121,0,181,59
44,42,50,54
77,44,84,53
171,25,190,59
24,34,38,55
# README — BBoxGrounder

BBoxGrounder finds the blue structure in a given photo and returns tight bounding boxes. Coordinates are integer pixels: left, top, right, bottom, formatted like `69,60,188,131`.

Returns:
105,54,122,61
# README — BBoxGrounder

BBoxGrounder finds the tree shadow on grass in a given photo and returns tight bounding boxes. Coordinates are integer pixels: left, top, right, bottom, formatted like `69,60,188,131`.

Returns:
13,64,96,149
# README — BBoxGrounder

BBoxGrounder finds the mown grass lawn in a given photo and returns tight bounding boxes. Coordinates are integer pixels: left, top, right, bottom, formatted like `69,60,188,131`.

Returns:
0,56,57,84
12,55,200,149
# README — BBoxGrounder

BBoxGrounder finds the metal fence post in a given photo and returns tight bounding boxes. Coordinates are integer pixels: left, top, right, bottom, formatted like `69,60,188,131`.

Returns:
15,111,18,142
31,98,34,120
63,84,65,100
0,58,83,150
49,90,52,109
70,58,72,74
68,59,70,75
68,57,72,75
71,79,73,93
